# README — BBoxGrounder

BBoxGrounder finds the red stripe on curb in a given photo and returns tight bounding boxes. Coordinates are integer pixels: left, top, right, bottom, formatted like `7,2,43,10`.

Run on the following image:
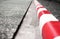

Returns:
36,5,44,10
34,0,60,39
38,10,51,19
36,6,44,10
42,21,60,39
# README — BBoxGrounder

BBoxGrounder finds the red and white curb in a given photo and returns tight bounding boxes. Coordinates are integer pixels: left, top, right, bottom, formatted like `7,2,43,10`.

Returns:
34,0,60,39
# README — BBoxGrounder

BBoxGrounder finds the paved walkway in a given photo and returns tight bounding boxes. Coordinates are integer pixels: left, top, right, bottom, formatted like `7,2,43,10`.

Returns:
15,1,40,39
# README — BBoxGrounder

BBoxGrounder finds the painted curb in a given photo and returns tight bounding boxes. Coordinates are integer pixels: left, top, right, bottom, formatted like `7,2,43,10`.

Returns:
34,0,60,39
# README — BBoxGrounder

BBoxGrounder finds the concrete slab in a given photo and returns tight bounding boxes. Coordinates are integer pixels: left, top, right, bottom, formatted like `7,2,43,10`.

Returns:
15,1,40,39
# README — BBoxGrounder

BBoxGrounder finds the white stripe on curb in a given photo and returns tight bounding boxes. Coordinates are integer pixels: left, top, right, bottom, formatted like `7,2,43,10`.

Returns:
39,14,58,39
37,8,47,16
54,36,60,39
36,5,44,10
34,0,60,39
39,14,58,29
34,0,40,6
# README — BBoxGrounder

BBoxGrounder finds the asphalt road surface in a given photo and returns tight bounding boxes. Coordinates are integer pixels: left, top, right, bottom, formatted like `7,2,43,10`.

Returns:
0,0,32,39
38,0,60,20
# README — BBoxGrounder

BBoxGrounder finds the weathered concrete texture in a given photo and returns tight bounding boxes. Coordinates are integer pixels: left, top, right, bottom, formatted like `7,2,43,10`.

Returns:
38,0,60,20
0,0,32,39
15,1,40,39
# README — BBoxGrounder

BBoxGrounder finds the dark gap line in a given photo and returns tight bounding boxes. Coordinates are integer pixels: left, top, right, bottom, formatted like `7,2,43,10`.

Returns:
12,0,33,39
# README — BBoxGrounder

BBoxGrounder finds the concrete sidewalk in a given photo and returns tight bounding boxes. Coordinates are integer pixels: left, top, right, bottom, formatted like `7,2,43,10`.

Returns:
15,1,40,39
